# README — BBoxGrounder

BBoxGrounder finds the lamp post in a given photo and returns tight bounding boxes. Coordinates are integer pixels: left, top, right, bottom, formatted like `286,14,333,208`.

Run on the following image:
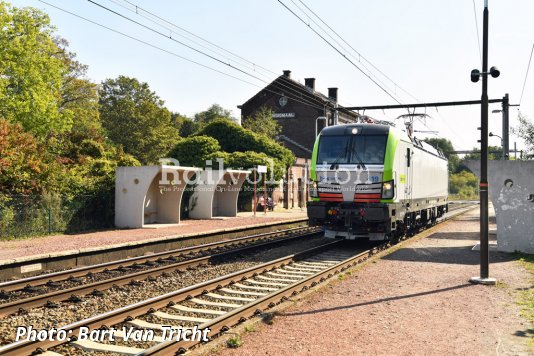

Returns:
469,0,497,285
488,132,503,160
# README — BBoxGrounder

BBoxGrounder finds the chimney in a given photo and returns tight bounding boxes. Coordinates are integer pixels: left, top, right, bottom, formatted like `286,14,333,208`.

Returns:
328,87,338,102
283,70,291,78
304,78,316,91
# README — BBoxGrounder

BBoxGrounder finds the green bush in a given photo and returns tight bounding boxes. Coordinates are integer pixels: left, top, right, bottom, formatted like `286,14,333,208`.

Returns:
198,119,295,168
168,136,221,167
449,171,479,200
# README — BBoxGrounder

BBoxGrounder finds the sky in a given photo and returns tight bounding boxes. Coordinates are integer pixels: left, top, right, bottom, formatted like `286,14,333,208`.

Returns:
12,0,534,153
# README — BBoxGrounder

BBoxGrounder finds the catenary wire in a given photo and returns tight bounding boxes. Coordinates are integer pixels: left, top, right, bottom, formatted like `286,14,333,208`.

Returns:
94,0,404,119
276,0,403,106
43,0,467,145
84,0,336,111
519,43,534,106
119,0,279,77
105,0,276,80
37,0,329,113
472,0,482,64
286,0,403,108
95,0,346,113
291,0,472,149
86,0,268,83
295,0,420,104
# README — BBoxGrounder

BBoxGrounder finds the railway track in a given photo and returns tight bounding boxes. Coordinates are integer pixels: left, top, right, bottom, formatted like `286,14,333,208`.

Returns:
0,203,476,355
0,241,372,356
0,226,321,317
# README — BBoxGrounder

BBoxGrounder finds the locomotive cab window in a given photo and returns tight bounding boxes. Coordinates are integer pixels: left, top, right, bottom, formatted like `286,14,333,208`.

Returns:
317,134,387,165
351,135,387,165
317,135,351,164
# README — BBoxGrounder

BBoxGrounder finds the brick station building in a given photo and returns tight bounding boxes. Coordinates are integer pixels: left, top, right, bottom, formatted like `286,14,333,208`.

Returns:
239,70,359,209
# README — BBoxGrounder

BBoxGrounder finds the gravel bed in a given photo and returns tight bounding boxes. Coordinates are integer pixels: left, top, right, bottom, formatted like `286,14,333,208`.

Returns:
0,235,327,347
0,234,308,302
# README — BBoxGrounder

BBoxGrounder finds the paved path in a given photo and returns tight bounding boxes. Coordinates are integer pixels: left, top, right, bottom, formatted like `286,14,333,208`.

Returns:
216,208,531,356
0,210,306,262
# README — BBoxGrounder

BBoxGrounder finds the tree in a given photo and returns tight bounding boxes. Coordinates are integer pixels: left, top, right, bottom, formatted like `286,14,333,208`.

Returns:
449,170,479,200
424,137,459,173
56,38,102,140
242,106,282,140
0,3,72,136
172,112,199,137
194,103,234,124
461,145,504,161
512,113,534,158
99,76,179,164
0,119,48,194
179,119,200,137
199,119,295,168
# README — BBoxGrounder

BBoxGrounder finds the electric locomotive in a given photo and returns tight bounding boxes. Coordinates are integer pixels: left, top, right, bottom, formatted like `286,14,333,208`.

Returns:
307,123,448,241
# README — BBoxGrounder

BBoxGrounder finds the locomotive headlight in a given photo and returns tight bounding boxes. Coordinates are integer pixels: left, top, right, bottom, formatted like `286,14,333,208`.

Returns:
381,180,394,199
310,181,318,198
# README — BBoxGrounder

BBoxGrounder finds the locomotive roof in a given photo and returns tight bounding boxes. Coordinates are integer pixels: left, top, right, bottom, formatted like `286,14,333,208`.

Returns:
318,123,446,159
319,123,390,136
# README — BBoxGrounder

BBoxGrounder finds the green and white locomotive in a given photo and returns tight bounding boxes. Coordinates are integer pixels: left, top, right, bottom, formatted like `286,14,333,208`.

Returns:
307,123,448,241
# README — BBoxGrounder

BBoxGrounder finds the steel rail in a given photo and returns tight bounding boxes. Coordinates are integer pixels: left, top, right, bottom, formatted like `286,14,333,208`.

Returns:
143,203,478,355
0,204,477,355
0,228,321,318
0,241,341,356
0,226,315,293
142,246,378,355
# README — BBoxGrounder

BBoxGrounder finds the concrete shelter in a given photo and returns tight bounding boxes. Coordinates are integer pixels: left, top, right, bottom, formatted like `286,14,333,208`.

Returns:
115,165,201,228
189,169,251,219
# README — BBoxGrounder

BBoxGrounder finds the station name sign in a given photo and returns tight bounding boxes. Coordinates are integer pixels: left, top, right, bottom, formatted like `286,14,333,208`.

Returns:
272,113,296,119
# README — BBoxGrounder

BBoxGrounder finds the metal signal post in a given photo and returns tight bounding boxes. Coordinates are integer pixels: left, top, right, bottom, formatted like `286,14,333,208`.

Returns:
470,0,497,285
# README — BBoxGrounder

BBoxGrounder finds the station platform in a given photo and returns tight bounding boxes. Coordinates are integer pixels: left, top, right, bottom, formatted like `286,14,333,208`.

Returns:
0,209,307,276
216,207,532,356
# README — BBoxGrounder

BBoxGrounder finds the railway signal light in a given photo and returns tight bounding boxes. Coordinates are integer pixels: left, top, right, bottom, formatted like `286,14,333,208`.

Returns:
471,69,481,83
470,67,500,83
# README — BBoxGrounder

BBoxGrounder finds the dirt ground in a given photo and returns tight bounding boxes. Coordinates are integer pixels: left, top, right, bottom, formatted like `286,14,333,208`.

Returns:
213,208,532,356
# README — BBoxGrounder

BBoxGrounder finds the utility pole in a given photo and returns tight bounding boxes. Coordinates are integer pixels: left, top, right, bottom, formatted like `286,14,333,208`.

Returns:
479,0,490,283
470,0,497,285
502,94,509,160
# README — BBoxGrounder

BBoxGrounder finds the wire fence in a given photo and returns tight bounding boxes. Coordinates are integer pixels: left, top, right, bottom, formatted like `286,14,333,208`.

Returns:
0,193,114,239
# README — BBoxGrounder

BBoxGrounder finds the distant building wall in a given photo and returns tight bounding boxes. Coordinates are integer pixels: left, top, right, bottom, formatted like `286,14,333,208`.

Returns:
465,160,534,253
240,71,359,159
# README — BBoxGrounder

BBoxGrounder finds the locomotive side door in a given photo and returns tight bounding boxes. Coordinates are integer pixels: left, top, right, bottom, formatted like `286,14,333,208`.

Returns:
404,146,414,208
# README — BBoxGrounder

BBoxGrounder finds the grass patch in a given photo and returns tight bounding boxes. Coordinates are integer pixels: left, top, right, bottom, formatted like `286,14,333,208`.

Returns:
513,252,534,347
495,280,509,289
226,334,243,348
244,324,255,333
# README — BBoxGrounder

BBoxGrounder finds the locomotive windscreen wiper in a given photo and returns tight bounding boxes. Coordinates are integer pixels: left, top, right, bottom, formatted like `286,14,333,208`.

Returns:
329,142,349,170
349,145,366,170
